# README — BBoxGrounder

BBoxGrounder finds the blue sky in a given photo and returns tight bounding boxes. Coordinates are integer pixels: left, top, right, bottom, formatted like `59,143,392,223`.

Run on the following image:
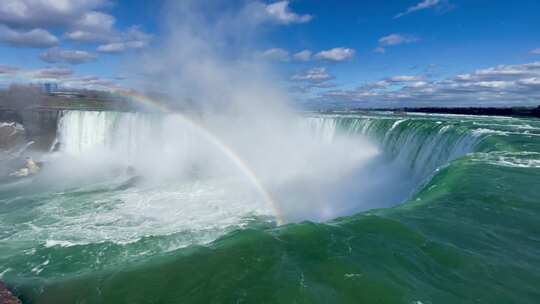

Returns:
283,0,539,78
1,0,540,108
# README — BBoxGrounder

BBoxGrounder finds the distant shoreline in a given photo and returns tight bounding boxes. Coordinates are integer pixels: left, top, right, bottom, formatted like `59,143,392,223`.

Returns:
322,106,540,119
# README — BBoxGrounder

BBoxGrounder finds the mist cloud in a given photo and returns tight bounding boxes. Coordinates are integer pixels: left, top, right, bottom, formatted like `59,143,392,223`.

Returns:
122,0,382,222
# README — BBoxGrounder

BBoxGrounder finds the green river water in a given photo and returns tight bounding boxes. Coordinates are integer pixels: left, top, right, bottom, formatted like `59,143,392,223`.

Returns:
1,111,539,303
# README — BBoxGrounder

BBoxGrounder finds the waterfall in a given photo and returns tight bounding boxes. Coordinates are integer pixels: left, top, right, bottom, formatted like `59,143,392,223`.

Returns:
54,110,252,181
51,110,488,223
57,111,482,182
303,115,483,183
57,111,163,160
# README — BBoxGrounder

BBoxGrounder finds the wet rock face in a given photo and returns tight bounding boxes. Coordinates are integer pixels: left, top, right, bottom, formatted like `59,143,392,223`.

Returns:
0,109,59,151
0,122,26,151
19,110,59,151
0,281,21,304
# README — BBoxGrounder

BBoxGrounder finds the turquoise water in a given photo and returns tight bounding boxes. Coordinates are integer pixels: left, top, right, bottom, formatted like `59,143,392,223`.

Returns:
1,112,540,303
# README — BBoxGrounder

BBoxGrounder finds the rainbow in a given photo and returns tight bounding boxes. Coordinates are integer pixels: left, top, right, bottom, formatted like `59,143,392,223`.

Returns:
111,90,284,224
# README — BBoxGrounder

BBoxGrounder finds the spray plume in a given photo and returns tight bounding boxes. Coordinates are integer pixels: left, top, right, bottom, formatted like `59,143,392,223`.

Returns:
110,0,386,222
15,1,393,225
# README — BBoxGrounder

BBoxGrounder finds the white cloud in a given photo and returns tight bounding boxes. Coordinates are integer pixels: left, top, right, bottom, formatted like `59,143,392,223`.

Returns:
379,34,419,46
60,75,119,90
0,0,110,28
293,50,312,61
258,48,290,61
64,11,119,43
96,42,126,53
256,47,354,63
75,11,115,32
454,63,540,81
386,75,423,82
315,61,540,107
375,34,419,53
351,76,423,92
265,1,313,24
65,30,111,43
0,0,151,52
530,48,540,55
31,67,74,79
40,48,97,64
65,13,152,49
122,26,152,45
0,66,123,91
97,41,147,54
291,67,333,84
518,77,540,85
395,0,447,18
96,27,151,54
314,47,355,62
0,25,58,48
65,10,116,42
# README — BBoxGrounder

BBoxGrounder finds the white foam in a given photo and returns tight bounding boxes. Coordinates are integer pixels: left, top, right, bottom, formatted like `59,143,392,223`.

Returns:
473,152,540,168
44,240,79,248
7,177,271,252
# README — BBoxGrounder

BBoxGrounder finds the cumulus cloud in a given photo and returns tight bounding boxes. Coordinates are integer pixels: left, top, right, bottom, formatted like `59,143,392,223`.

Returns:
379,34,419,46
290,67,336,93
291,67,333,84
68,23,152,50
265,1,313,24
65,30,111,43
75,11,115,32
386,75,424,83
97,42,128,54
31,67,74,79
0,0,110,28
60,75,120,90
258,48,290,61
453,63,540,81
64,10,117,43
96,27,152,54
0,66,123,91
395,0,448,18
97,41,145,54
375,34,419,53
0,0,151,52
349,75,423,92
256,47,354,63
40,48,97,64
293,50,312,61
315,61,540,107
531,48,540,55
314,47,355,62
0,25,58,48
